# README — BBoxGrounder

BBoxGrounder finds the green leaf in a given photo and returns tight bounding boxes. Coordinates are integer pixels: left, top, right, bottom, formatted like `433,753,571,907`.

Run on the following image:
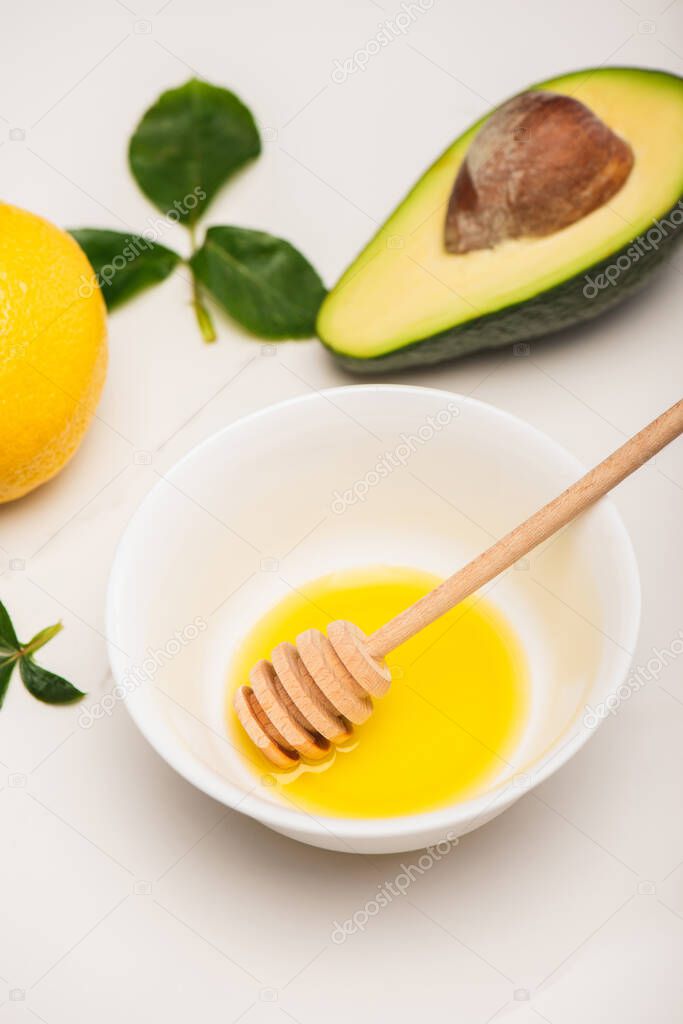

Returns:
70,229,181,309
190,226,327,338
0,600,19,652
128,79,261,225
19,657,85,705
22,621,63,656
0,657,16,708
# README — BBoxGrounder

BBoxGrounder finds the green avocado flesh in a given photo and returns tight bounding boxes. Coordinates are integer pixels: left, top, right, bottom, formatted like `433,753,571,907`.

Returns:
318,67,683,373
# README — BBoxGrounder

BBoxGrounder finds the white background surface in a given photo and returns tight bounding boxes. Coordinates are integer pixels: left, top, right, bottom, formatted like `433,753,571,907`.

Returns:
1,0,683,1020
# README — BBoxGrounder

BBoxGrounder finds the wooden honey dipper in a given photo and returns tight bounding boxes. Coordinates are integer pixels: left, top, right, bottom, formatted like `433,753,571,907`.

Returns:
235,398,683,768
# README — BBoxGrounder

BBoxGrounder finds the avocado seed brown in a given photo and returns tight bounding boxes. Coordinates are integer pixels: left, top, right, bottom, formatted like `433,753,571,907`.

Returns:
445,90,634,254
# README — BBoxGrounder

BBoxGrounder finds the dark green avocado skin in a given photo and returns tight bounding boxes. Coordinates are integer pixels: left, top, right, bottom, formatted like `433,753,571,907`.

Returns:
326,199,683,375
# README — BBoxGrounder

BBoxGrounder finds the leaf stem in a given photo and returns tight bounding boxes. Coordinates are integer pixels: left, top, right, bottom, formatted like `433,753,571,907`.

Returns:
189,224,217,343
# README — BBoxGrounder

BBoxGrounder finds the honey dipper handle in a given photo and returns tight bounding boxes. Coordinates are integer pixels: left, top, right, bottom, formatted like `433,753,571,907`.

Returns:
367,398,683,659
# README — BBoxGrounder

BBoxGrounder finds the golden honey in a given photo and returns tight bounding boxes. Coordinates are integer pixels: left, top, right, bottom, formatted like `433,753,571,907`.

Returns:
228,566,528,818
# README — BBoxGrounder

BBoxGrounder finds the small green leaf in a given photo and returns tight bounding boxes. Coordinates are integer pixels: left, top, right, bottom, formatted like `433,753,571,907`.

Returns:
22,622,63,656
0,600,19,652
0,657,16,708
190,226,327,338
70,229,181,309
19,657,85,705
128,79,260,225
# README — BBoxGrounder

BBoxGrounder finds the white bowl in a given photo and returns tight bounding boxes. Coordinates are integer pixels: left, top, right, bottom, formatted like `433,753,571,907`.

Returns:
106,385,640,854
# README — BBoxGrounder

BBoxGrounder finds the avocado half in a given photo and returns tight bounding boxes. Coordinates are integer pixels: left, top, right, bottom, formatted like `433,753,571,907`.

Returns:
318,67,683,373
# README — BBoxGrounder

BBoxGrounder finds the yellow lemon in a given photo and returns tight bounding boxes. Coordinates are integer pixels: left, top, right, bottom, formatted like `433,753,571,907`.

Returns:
0,203,108,503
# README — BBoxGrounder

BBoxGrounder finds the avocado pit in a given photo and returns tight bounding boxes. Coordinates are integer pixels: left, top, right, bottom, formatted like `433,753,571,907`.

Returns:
444,90,634,254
